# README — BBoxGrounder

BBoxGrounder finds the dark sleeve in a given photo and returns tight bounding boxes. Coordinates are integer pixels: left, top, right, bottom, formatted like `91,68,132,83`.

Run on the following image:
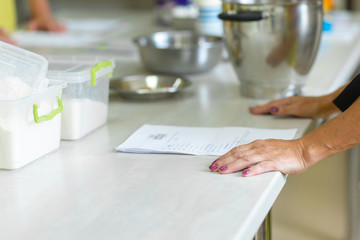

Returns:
333,73,360,112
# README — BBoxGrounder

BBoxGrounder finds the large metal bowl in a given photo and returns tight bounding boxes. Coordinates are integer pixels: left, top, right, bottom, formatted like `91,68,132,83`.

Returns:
110,74,191,100
219,0,323,99
133,31,223,74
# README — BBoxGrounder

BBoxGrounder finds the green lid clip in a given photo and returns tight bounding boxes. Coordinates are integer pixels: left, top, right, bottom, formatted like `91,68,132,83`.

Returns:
33,94,63,123
90,61,113,86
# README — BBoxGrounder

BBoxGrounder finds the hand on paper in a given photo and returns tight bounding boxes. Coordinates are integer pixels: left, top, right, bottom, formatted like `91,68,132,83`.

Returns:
249,95,339,119
209,76,360,177
209,138,308,176
210,89,360,177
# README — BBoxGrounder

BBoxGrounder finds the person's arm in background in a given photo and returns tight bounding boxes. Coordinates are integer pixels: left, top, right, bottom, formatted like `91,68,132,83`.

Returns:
27,0,66,32
0,28,17,45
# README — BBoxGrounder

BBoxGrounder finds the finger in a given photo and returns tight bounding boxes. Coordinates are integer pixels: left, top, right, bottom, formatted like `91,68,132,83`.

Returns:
56,23,67,32
277,104,304,117
27,21,38,31
218,150,264,174
47,22,66,32
267,104,296,116
258,98,303,117
269,101,310,117
249,98,291,115
209,145,252,172
242,161,279,177
216,145,263,174
0,36,17,45
0,28,8,35
250,95,303,115
208,159,220,171
249,103,276,115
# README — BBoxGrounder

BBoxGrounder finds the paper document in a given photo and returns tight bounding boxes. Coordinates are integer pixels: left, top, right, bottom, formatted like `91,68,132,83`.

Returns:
12,18,129,48
61,18,127,33
12,30,99,47
116,124,298,156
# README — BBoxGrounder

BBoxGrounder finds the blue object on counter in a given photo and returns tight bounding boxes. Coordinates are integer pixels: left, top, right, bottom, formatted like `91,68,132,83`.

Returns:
175,0,192,5
323,18,333,32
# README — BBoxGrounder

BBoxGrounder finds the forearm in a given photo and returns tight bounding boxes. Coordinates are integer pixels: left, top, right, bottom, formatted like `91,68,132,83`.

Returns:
317,84,347,115
299,97,360,167
27,0,53,19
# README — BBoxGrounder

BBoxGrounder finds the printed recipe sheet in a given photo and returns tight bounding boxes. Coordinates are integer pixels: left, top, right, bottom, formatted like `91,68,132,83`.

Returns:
116,124,298,156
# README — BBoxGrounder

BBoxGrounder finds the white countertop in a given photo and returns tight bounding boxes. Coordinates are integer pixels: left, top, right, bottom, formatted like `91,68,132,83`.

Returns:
1,9,360,240
305,12,360,95
0,63,306,240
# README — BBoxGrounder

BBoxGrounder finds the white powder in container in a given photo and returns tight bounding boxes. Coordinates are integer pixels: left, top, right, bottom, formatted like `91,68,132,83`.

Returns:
61,98,108,140
0,119,61,169
0,77,33,100
0,100,61,169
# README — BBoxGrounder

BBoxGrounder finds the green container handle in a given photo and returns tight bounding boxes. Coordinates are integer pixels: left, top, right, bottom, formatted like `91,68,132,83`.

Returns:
33,95,63,123
90,60,113,86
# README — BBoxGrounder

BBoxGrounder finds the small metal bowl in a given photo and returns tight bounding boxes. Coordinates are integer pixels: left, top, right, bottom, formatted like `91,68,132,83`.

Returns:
110,74,191,100
133,31,223,74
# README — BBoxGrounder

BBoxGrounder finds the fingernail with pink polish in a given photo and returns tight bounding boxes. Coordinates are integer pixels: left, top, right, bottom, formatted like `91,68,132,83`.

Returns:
219,165,228,172
270,106,279,113
242,169,250,175
209,163,218,171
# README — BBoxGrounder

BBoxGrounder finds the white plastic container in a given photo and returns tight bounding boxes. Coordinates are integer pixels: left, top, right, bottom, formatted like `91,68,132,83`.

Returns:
46,56,115,140
0,41,49,99
194,0,223,36
0,80,66,170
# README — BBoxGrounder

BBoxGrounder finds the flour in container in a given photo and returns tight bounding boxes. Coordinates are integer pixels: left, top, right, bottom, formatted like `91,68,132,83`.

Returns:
61,98,108,140
0,77,33,100
0,118,61,169
0,99,61,169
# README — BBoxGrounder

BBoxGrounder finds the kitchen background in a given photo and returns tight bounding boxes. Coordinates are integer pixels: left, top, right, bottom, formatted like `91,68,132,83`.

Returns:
14,0,360,16
14,0,360,240
13,0,360,25
51,0,360,10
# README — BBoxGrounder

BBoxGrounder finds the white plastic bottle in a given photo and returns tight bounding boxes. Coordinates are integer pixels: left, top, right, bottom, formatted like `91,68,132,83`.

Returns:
194,0,223,36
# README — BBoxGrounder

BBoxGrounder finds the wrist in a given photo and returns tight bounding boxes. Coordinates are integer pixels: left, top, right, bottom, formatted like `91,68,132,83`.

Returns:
297,131,334,167
317,94,339,118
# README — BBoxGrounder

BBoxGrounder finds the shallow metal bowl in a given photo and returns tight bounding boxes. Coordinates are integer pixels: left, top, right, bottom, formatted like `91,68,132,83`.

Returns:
110,74,191,100
133,31,223,74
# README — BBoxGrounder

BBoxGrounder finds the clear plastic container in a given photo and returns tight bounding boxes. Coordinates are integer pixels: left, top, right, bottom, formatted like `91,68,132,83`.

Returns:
0,80,66,170
46,56,115,140
0,41,48,100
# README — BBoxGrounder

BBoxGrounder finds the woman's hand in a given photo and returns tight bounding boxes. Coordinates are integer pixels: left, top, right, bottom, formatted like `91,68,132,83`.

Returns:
27,0,67,32
209,138,309,176
249,95,339,119
209,83,360,177
28,17,66,32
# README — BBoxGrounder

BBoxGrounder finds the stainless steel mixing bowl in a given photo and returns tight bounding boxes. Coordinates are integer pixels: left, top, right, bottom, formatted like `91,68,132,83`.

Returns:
110,74,191,100
133,31,223,74
219,0,323,99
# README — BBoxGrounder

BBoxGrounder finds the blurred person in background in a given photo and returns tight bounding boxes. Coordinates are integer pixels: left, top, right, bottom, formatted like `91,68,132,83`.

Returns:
0,0,66,45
